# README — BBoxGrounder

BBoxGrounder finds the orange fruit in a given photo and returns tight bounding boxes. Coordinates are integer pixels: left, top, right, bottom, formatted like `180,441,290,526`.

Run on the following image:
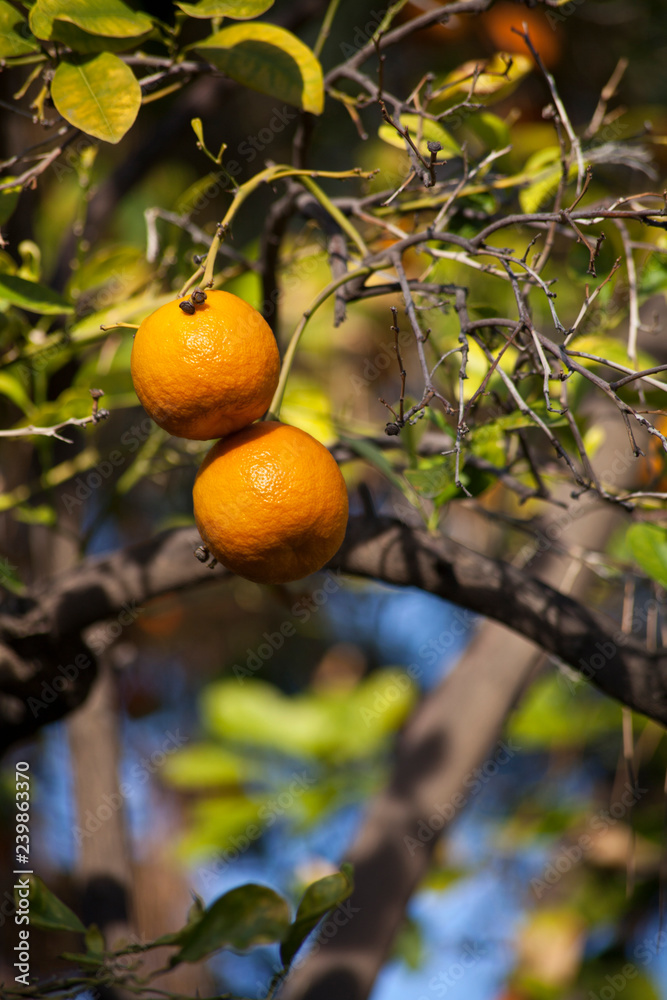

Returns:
193,421,349,584
482,3,561,68
130,290,280,440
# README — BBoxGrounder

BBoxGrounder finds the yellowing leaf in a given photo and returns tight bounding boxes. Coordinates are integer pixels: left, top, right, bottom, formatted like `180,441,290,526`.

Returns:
431,52,532,109
197,22,324,115
30,0,152,40
0,178,21,227
0,0,38,56
177,0,274,18
51,53,141,144
518,146,574,214
570,335,656,374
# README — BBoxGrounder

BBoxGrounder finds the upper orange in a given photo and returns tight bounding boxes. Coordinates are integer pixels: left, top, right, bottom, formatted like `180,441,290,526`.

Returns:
130,290,280,440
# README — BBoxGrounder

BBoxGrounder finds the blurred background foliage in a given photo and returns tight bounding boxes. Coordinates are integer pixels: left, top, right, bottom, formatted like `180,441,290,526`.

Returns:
1,1,667,998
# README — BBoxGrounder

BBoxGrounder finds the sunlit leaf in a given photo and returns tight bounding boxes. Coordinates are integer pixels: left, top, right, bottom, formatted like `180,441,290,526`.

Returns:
173,884,290,964
638,253,667,297
569,335,656,374
163,743,256,788
0,1,38,56
0,274,73,315
175,171,230,216
627,523,667,588
431,52,532,110
13,504,57,527
508,673,620,749
518,146,571,214
203,671,416,761
30,0,152,40
281,378,335,444
177,0,274,18
204,679,333,757
0,372,35,414
18,875,86,934
469,422,506,467
463,111,511,152
281,866,354,968
175,792,262,860
51,53,141,144
197,22,324,114
67,244,150,301
43,20,152,52
347,670,417,749
0,181,21,227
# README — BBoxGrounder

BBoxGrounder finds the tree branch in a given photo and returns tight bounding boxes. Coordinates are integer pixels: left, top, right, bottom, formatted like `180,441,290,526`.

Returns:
1,516,667,751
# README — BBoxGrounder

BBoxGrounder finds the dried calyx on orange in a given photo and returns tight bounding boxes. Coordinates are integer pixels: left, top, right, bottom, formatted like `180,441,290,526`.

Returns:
193,421,349,585
131,289,280,440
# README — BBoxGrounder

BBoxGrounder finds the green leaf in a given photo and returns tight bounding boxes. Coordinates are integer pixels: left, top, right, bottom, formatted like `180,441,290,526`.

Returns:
202,671,416,763
173,884,290,964
84,923,105,957
177,0,274,18
30,0,152,41
18,875,87,934
469,422,505,467
0,1,39,56
280,866,354,969
42,20,152,52
67,244,150,300
518,147,560,213
378,113,461,159
492,401,568,432
404,457,456,500
508,673,620,749
431,52,532,111
518,147,577,214
463,111,511,152
0,273,74,315
627,523,667,588
204,679,334,758
51,53,141,144
339,435,407,494
570,335,655,374
0,555,25,595
197,22,324,114
0,181,21,227
152,896,205,947
13,504,57,527
0,371,35,414
59,951,105,968
162,743,256,788
176,793,263,859
638,253,667,297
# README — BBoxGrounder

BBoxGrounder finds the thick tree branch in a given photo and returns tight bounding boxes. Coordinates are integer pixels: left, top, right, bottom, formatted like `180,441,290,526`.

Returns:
1,515,666,751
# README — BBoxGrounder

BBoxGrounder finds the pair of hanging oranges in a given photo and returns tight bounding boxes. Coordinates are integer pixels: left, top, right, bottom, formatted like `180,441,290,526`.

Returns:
130,290,348,585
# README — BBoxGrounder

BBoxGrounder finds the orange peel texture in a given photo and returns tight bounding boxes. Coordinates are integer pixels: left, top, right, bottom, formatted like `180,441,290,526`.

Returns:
131,290,280,440
193,421,349,584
